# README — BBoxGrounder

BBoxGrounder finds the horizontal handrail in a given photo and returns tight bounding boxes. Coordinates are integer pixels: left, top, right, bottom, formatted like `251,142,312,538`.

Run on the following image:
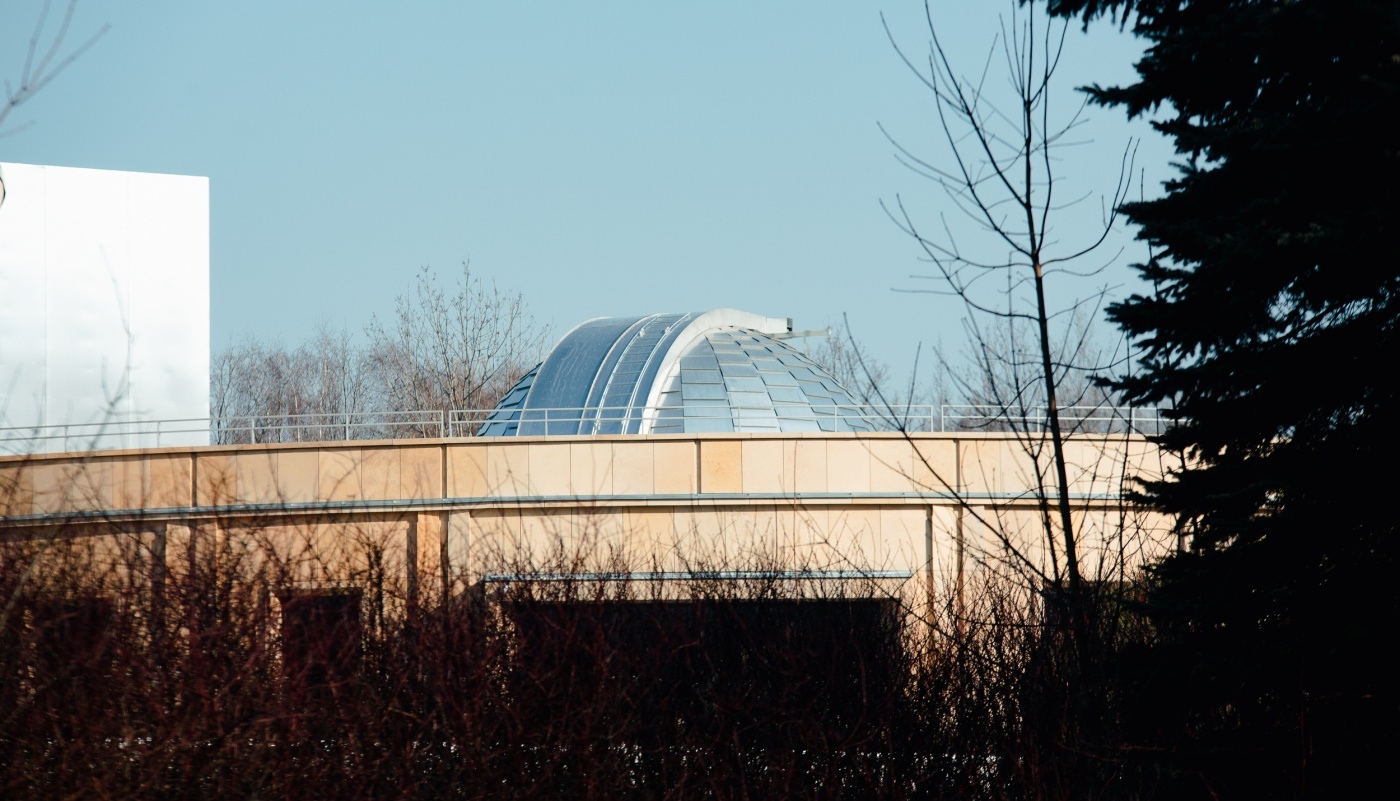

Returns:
450,404,1167,437
1,404,1169,453
0,411,445,452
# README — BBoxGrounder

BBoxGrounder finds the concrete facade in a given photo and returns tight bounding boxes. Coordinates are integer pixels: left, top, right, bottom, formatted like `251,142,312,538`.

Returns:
1,432,1173,609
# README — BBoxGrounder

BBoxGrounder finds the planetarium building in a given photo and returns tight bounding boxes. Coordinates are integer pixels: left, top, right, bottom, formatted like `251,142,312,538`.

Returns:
480,309,873,437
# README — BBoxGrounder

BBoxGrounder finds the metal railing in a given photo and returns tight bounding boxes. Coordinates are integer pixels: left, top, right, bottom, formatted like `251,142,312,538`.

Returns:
211,410,446,444
937,404,1168,435
453,404,1166,437
1,404,1168,453
0,411,446,453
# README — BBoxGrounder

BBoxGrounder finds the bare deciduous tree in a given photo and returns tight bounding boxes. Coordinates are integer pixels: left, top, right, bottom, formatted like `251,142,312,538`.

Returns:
365,263,546,414
882,0,1136,608
211,263,546,440
939,306,1118,432
211,326,376,441
811,318,952,430
810,323,894,407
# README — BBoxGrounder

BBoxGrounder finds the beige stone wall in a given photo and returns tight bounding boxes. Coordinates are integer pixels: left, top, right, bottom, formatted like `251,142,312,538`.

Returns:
1,433,1174,602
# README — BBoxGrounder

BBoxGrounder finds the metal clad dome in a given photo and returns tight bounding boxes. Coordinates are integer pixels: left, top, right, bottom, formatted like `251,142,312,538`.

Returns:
478,309,871,436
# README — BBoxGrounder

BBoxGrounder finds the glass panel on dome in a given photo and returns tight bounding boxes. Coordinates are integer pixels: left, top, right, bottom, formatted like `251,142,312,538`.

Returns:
729,391,772,410
683,398,727,414
682,383,728,401
685,417,735,434
768,386,806,404
761,370,798,387
718,363,760,378
681,369,724,385
723,376,765,393
735,405,778,419
774,400,816,415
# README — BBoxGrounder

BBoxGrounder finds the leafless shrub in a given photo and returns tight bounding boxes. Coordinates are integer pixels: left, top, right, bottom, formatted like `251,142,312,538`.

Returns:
1,493,1166,799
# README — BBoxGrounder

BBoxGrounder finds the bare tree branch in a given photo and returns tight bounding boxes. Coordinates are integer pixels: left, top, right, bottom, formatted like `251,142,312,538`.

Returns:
881,0,1143,636
0,0,108,138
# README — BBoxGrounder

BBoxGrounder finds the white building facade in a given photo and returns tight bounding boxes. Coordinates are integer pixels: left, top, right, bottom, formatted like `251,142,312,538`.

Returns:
0,163,209,452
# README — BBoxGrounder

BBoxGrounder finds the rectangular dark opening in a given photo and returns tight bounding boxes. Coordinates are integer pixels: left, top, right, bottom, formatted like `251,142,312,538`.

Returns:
30,597,115,671
4,596,116,734
505,596,902,747
279,588,362,688
1041,580,1143,630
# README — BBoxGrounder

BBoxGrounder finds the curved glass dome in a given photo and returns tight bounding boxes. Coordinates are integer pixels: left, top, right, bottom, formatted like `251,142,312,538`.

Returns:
478,309,872,436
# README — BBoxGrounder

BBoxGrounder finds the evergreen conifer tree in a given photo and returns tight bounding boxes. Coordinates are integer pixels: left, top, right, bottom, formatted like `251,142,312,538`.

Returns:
1048,1,1400,795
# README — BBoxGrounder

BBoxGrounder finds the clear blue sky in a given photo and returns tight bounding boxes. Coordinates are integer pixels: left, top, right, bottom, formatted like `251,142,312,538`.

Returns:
1,1,1171,382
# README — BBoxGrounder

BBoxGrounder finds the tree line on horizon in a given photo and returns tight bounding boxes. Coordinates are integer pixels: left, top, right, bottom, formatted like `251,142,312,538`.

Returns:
210,264,549,437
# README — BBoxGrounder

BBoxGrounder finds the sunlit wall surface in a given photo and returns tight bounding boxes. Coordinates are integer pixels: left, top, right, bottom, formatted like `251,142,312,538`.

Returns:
0,163,209,452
